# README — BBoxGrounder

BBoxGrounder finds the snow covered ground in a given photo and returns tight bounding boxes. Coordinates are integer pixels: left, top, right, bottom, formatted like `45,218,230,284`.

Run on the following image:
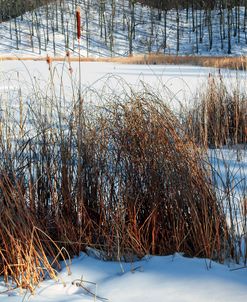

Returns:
0,60,246,112
1,252,247,302
1,0,247,57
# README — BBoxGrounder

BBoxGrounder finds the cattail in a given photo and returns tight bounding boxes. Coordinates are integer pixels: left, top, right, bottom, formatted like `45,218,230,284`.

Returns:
76,6,81,40
46,54,52,70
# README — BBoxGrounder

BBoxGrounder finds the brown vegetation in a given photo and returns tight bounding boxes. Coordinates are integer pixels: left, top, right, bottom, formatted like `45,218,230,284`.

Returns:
184,74,247,148
1,54,247,70
0,86,231,291
112,54,247,70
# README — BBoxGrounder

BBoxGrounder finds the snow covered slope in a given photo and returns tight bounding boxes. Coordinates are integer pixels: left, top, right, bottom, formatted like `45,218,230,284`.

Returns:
1,0,247,57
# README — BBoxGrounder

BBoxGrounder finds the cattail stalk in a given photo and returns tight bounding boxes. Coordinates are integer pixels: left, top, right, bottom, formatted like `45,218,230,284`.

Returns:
76,6,83,229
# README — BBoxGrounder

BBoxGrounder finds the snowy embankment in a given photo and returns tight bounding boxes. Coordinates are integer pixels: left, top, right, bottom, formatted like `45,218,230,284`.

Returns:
1,253,247,302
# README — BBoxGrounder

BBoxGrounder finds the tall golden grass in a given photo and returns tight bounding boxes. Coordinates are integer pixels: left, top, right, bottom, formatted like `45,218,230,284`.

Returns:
0,173,65,293
1,55,246,293
185,74,247,148
0,78,232,293
1,54,247,70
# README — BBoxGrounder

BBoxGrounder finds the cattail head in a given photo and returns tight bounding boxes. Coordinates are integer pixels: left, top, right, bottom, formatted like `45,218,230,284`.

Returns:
76,6,81,40
46,55,52,70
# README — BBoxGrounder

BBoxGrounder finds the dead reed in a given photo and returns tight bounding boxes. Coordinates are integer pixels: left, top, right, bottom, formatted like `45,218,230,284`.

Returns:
0,174,63,293
0,81,230,290
1,62,244,292
1,54,247,70
87,95,229,260
184,74,247,148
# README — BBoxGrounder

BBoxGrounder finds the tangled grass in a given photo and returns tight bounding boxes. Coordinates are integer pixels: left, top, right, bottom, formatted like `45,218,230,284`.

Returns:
0,77,232,292
184,74,246,148
1,58,246,292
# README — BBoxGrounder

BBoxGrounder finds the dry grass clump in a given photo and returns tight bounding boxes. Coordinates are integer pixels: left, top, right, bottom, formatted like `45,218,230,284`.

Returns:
90,96,228,260
0,84,230,291
185,74,247,148
0,174,63,293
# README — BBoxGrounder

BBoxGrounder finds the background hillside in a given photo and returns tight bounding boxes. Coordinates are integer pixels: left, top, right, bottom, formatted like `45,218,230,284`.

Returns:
0,0,247,57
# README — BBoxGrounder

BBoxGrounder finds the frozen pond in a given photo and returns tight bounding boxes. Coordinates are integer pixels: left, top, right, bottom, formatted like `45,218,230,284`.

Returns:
0,60,246,111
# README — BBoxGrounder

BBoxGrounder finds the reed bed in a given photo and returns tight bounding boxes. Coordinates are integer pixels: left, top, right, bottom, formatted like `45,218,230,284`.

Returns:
184,74,247,148
183,74,247,265
110,54,247,70
0,72,233,292
1,54,247,70
0,173,63,293
2,43,247,289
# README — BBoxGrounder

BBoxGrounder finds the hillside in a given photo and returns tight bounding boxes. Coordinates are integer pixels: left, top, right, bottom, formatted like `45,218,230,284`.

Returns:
0,0,247,57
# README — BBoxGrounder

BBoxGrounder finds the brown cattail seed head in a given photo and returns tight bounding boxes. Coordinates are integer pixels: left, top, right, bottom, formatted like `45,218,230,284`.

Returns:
46,54,51,64
76,6,81,40
46,55,52,70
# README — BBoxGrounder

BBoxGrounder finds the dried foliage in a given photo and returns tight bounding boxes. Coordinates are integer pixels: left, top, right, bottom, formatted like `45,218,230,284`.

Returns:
185,74,247,148
0,82,231,291
1,55,247,71
0,173,64,293
111,55,247,71
87,96,229,259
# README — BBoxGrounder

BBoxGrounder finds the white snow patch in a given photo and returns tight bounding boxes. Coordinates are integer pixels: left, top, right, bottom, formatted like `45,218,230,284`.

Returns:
1,253,247,302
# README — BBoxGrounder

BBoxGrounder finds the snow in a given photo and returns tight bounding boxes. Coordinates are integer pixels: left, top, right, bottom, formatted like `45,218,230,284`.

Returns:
1,253,247,302
209,147,247,198
0,60,247,113
1,1,247,57
208,147,247,240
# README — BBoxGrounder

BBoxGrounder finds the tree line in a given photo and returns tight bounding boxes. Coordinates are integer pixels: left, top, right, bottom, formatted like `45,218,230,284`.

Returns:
0,0,53,21
139,0,247,10
138,0,247,54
